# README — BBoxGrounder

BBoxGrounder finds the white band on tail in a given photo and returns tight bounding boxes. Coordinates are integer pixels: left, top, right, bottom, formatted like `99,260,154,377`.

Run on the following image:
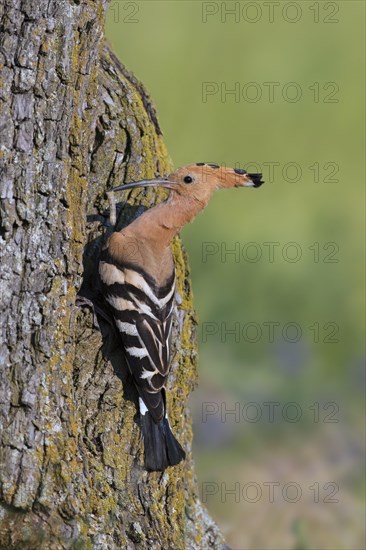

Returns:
139,397,148,415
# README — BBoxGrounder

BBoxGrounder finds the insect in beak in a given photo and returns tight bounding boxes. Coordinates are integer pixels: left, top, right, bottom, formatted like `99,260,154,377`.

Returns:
106,178,176,225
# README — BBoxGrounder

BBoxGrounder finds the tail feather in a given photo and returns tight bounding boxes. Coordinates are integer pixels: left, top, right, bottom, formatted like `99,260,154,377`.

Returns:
140,410,185,471
163,418,186,466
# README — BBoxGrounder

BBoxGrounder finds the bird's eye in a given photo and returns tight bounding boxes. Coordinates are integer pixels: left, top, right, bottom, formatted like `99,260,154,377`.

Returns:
184,176,193,184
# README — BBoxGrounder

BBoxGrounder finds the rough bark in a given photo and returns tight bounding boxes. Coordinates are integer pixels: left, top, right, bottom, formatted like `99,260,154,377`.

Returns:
0,1,227,548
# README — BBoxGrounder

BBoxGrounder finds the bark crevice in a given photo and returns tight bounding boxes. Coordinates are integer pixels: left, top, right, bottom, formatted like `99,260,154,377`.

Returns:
0,1,226,548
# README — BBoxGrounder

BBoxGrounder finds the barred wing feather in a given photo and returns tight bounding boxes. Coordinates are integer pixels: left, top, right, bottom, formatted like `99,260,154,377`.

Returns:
99,254,175,423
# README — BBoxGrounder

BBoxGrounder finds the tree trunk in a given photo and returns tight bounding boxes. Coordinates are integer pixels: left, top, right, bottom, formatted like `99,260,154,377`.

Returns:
0,1,227,548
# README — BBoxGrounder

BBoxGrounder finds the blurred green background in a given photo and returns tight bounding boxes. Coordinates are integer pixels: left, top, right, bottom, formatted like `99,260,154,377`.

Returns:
106,2,365,548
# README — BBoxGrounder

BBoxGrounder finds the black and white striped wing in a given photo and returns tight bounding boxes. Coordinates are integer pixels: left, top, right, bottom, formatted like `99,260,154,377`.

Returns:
99,254,175,422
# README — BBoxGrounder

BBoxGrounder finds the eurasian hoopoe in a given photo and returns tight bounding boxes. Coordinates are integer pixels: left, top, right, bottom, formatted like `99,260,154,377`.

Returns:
99,163,264,471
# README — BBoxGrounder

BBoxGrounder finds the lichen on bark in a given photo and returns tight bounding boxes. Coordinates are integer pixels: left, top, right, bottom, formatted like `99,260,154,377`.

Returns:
0,1,227,548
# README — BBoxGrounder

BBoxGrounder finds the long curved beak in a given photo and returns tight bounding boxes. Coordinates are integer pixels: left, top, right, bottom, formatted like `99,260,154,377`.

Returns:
109,178,175,192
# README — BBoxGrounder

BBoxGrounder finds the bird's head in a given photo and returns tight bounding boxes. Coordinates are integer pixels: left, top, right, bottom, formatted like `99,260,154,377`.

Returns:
110,163,263,207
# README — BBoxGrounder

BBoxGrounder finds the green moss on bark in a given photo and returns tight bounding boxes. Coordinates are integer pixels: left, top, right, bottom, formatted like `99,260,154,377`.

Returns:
0,1,226,547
